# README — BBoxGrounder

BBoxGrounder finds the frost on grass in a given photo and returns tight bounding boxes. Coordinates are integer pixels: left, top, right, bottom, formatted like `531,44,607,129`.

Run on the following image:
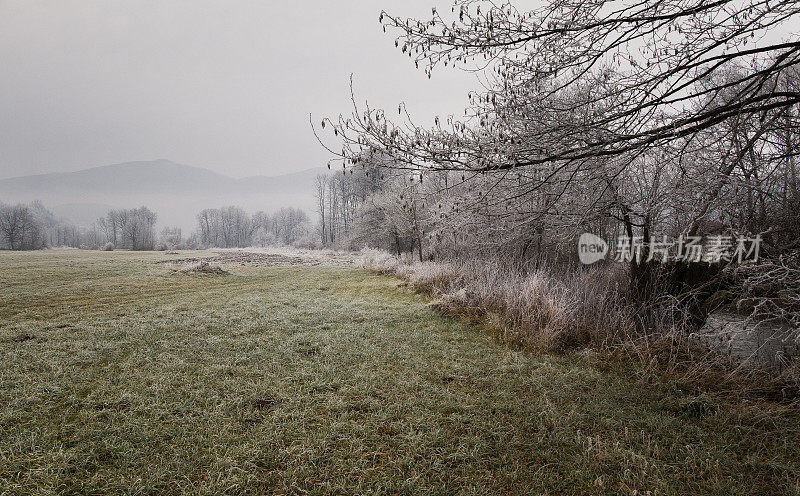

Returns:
162,247,358,268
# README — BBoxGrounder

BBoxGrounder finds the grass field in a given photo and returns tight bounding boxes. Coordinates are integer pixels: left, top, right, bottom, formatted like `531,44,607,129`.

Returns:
1,250,798,495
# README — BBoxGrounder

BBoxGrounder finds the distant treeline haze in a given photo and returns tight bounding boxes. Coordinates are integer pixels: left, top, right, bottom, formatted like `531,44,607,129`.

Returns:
196,206,311,248
0,201,313,251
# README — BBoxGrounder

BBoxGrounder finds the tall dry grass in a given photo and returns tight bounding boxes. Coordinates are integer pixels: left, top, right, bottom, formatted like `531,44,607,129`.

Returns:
358,249,636,351
358,249,800,400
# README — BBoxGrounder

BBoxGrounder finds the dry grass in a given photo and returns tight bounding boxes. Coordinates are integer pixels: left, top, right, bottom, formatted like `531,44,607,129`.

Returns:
178,260,230,275
358,249,800,401
359,250,634,351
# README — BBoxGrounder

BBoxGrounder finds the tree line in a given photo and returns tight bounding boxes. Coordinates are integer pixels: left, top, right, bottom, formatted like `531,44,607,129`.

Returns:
196,206,312,248
316,0,800,268
0,202,313,251
310,0,800,338
0,203,159,251
314,167,430,260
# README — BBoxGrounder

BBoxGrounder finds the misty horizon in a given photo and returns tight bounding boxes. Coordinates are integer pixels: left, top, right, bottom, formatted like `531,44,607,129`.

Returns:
0,1,476,180
0,159,327,232
0,158,323,181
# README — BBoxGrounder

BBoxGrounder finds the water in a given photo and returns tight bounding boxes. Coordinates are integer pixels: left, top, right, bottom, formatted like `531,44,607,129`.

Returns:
697,311,800,369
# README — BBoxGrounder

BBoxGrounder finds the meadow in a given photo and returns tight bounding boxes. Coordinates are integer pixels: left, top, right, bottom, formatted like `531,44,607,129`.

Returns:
0,250,798,495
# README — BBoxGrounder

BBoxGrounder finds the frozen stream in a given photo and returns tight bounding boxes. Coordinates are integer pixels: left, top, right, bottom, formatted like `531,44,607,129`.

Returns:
698,311,799,369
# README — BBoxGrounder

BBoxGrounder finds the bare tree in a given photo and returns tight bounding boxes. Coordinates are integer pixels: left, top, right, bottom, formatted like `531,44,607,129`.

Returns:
0,203,46,250
158,227,183,250
316,2,798,262
315,174,327,244
98,207,156,250
320,1,800,173
195,206,312,248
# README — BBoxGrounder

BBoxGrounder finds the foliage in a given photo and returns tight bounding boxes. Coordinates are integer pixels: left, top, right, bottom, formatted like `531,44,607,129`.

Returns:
312,1,800,351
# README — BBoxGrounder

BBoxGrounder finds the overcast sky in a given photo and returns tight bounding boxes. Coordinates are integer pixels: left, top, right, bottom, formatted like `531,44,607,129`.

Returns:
0,1,478,179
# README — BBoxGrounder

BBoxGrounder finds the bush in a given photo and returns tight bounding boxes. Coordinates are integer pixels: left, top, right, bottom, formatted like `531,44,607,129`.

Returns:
292,232,322,250
103,242,115,251
359,249,800,400
359,252,635,350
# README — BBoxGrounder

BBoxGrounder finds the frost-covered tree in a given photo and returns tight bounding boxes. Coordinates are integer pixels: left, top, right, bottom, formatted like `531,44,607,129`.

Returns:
0,203,46,250
317,0,799,264
98,207,157,250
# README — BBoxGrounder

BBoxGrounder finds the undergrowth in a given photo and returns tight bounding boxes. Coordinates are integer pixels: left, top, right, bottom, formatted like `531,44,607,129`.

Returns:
358,248,800,402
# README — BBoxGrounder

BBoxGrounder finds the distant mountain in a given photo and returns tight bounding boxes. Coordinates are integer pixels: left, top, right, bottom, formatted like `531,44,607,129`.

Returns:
0,160,326,231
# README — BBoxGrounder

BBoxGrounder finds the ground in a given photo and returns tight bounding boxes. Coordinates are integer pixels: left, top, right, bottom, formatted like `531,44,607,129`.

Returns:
0,250,798,495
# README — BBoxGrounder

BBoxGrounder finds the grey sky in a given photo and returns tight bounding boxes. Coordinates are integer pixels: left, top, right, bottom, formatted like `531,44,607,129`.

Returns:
0,1,477,179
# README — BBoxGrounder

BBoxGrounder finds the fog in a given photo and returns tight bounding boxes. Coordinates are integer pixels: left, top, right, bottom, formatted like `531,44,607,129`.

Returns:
0,0,476,179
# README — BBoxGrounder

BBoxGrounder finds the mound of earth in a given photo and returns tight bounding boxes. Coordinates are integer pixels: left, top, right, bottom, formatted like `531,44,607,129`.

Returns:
179,260,229,275
162,249,355,267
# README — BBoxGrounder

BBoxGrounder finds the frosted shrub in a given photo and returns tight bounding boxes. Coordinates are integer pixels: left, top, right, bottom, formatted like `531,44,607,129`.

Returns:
357,247,399,272
358,248,635,351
